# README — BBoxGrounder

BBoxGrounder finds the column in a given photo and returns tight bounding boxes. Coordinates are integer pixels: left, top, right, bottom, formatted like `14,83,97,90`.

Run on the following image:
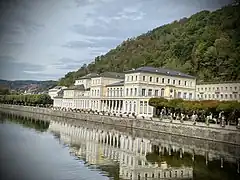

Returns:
114,100,117,112
122,100,126,113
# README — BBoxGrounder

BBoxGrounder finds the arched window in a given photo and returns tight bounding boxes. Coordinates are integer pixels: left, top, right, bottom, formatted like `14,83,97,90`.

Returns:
161,88,165,97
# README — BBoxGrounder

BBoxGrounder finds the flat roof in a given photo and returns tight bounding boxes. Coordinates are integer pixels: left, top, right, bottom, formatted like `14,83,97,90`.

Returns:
124,66,195,79
105,80,124,87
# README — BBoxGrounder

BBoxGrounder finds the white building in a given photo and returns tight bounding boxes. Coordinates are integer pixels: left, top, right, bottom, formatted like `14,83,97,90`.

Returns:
196,81,240,101
53,66,197,117
48,86,67,99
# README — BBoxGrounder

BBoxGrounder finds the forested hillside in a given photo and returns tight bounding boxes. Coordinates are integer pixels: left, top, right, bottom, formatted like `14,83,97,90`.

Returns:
58,2,240,86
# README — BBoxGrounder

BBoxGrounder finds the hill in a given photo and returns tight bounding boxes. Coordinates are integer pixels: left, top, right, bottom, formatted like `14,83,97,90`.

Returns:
58,2,240,86
0,79,57,94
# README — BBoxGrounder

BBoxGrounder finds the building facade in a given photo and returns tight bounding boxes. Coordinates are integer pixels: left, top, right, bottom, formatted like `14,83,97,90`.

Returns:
53,66,197,117
196,82,240,101
48,86,67,99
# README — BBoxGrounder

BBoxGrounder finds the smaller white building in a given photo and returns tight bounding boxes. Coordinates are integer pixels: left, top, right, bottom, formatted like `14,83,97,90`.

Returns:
48,86,67,99
196,81,240,101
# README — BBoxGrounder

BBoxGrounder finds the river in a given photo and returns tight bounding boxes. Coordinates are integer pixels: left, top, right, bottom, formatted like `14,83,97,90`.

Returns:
0,112,239,180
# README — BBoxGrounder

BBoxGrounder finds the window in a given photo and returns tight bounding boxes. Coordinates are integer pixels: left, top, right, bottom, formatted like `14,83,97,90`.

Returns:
178,92,181,98
148,89,152,96
205,94,207,98
155,90,158,96
126,88,129,96
140,101,143,114
212,94,215,98
208,94,211,98
142,89,146,96
130,88,133,96
225,94,228,99
97,90,100,96
189,93,193,99
117,88,119,96
150,77,152,82
144,101,147,114
216,94,219,98
113,89,115,96
185,81,187,86
135,88,137,96
120,88,123,96
183,92,187,99
234,87,237,91
179,80,181,85
173,80,175,84
168,79,170,84
230,87,232,90
162,78,165,83
221,87,223,91
156,77,159,83
220,94,223,99
234,94,237,99
143,76,146,81
133,101,136,111
225,87,228,90
230,94,232,98
209,87,211,91
205,88,207,91
135,75,137,81
161,88,165,97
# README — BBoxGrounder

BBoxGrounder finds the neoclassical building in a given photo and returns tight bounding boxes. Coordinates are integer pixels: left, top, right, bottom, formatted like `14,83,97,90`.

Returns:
196,81,240,101
53,66,197,117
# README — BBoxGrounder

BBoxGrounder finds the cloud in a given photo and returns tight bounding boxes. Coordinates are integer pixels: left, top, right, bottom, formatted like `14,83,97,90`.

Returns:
0,56,46,80
0,0,231,81
62,38,121,49
52,57,87,71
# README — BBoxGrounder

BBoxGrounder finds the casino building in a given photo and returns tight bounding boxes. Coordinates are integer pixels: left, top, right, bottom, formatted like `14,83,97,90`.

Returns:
53,66,197,118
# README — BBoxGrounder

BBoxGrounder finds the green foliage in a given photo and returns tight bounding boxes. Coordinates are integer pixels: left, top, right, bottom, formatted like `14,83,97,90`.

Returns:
0,94,53,105
58,3,240,86
149,98,240,113
0,88,10,95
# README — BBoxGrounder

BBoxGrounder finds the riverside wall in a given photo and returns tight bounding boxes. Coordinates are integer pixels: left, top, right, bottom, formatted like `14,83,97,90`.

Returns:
0,104,240,145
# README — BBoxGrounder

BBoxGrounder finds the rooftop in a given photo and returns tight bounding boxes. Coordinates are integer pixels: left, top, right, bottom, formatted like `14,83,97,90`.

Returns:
196,81,240,85
77,73,98,80
92,72,125,79
65,84,85,90
125,66,195,79
106,80,124,87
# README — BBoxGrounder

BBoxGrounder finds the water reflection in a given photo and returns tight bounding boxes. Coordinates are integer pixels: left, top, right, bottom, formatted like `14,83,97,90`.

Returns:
1,111,240,180
49,121,240,180
1,113,49,132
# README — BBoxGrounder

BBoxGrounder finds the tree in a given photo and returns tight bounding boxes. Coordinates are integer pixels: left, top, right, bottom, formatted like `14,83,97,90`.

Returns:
58,2,240,86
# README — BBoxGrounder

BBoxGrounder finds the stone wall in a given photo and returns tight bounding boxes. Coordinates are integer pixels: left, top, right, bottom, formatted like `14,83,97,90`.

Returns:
0,104,240,145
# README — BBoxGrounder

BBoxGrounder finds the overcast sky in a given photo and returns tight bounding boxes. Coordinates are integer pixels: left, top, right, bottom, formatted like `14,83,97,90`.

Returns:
0,0,231,81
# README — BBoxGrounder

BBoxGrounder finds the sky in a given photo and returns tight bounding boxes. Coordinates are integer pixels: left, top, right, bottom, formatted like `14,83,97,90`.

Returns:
0,0,232,81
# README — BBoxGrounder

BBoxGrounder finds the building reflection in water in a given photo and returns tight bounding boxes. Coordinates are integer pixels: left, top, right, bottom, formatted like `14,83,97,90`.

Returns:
48,120,239,180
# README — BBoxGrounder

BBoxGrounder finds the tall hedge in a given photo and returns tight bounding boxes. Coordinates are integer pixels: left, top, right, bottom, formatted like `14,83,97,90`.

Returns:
0,94,53,106
149,98,240,114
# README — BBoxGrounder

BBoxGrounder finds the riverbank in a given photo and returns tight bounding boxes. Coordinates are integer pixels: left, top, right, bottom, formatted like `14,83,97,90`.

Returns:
0,104,240,145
